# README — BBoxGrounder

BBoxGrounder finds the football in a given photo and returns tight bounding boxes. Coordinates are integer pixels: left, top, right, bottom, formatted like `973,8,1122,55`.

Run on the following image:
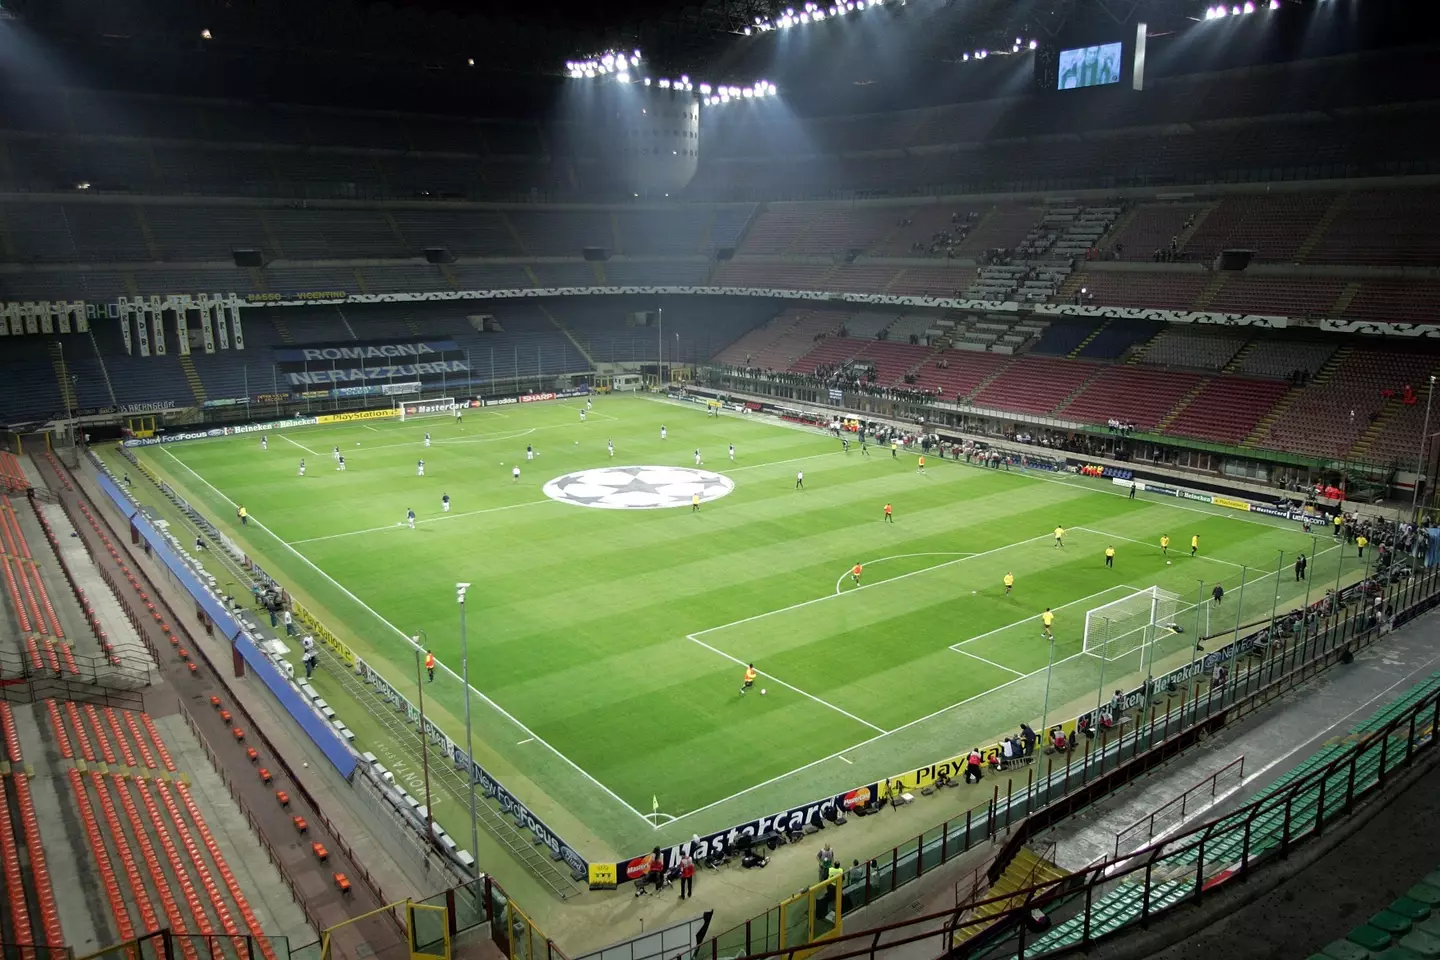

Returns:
1167,560,1172,565
760,688,767,695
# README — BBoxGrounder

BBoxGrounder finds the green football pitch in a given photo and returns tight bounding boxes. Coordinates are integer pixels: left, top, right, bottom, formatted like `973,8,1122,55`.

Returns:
131,394,1359,858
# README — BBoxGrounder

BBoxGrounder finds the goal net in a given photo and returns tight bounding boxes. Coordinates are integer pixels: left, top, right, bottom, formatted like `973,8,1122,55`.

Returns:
1084,587,1183,662
399,398,457,422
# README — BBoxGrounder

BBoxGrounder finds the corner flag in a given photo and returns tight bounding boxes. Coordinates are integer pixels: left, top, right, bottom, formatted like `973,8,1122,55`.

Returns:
652,795,659,814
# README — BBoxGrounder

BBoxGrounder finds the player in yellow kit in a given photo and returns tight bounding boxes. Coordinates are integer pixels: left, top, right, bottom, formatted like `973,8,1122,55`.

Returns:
1041,608,1055,640
1054,525,1065,548
1191,534,1199,557
740,663,757,695
1003,572,1014,595
1160,534,1170,555
1104,545,1115,568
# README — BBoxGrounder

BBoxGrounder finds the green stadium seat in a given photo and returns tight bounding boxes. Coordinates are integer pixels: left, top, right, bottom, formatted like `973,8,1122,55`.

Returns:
1400,930,1440,960
1392,898,1433,922
1373,948,1424,960
1373,911,1416,936
1411,884,1440,907
1351,925,1395,952
1322,939,1372,960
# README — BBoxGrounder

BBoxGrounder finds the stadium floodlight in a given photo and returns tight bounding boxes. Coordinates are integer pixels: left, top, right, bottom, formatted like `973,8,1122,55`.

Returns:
1242,1,1255,11
1231,4,1241,13
962,52,969,60
617,71,630,83
1269,0,1279,7
200,28,212,39
1030,39,1038,49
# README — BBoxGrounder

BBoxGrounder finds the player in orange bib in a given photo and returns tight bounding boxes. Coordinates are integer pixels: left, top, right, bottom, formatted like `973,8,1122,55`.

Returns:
917,455,926,474
851,563,863,586
883,503,894,523
740,663,757,695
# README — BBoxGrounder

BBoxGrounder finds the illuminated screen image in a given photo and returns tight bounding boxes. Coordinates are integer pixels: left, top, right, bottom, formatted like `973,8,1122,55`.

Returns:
1057,42,1122,89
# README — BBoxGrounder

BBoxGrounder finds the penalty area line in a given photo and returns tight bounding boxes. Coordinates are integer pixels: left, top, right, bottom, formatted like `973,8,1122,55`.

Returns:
153,445,658,827
278,433,321,457
685,633,889,734
834,552,976,596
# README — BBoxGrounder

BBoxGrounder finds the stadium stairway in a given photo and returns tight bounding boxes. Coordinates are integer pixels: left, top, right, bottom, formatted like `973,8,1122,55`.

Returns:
1222,340,1257,374
538,303,597,368
1097,207,1140,256
178,355,208,406
1067,320,1110,359
1298,193,1351,264
1010,674,1440,959
1332,281,1364,318
955,847,1069,948
1191,272,1229,312
1155,379,1208,432
1245,345,1351,448
48,342,78,414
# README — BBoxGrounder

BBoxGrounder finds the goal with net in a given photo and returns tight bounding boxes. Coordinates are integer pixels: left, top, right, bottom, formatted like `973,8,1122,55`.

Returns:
1083,586,1185,662
399,398,458,422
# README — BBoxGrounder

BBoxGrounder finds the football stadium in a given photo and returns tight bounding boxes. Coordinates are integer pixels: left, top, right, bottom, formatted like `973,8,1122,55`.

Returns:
3,0,1440,958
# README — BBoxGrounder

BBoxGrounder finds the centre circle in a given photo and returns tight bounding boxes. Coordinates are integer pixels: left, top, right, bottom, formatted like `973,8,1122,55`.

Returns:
542,465,736,510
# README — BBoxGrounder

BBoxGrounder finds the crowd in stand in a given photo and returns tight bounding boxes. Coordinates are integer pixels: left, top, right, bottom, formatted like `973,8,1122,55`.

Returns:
1105,417,1137,436
908,211,979,257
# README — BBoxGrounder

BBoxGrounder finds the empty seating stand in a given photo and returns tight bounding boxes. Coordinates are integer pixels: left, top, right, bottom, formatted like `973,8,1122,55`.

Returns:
1061,367,1203,431
44,701,280,960
0,701,67,950
0,495,76,676
970,357,1099,416
1163,377,1290,444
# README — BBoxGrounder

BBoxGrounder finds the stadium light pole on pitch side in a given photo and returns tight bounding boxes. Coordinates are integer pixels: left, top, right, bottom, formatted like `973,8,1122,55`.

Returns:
1411,375,1436,522
413,630,435,846
1039,632,1057,735
457,582,480,870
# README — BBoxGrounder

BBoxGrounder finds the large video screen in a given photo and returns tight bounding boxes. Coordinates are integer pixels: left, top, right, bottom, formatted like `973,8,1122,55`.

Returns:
1057,42,1122,90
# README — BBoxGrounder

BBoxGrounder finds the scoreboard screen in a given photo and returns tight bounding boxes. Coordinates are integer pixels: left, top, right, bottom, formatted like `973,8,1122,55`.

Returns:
1057,42,1123,89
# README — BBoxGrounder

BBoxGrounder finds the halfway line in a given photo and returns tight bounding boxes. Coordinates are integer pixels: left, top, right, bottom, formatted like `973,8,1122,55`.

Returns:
286,499,555,544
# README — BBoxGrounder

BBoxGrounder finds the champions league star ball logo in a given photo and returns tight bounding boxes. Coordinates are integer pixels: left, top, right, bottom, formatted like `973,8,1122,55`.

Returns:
542,466,735,510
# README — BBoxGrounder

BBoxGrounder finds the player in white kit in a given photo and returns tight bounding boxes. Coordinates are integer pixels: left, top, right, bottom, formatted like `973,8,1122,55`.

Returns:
424,432,431,448
526,445,534,461
580,408,587,422
660,425,667,440
441,493,450,513
607,440,614,458
512,466,521,482
417,459,425,477
333,446,340,460
695,449,702,466
406,508,416,530
298,459,306,477
261,436,268,450
729,444,735,461
336,455,346,472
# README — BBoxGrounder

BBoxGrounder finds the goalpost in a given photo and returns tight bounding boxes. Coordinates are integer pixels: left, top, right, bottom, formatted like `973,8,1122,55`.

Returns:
398,398,457,422
1083,586,1185,662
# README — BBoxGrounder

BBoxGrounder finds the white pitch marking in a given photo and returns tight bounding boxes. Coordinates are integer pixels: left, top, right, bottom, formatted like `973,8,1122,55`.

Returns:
516,737,535,745
837,755,853,765
691,533,1054,641
834,552,976,596
947,585,1140,652
685,633,888,733
154,445,658,826
664,647,1089,826
953,649,1026,677
278,434,320,457
362,425,383,434
286,499,555,545
1074,526,1245,568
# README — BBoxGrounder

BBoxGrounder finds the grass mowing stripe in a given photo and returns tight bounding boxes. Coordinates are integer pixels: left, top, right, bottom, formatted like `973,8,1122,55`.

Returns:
683,633,889,733
156,443,656,826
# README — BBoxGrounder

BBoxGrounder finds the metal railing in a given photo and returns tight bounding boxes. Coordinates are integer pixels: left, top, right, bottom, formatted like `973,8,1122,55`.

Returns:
1112,755,1245,858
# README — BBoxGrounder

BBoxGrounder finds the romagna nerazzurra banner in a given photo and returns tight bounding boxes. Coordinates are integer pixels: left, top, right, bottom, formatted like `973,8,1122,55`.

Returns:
273,340,468,387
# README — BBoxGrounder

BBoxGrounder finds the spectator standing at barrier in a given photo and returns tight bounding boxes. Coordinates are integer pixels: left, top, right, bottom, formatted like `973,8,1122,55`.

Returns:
817,842,836,881
283,609,295,636
1357,534,1368,559
1295,553,1307,581
1212,584,1224,606
678,853,695,899
238,505,248,526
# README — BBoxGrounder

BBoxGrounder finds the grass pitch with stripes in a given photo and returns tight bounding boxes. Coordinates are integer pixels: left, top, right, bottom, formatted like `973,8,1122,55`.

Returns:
131,396,1350,855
